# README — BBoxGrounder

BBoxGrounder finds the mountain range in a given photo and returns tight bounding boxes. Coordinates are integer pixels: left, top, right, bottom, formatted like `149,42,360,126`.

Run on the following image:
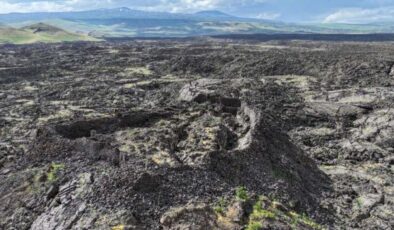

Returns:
1,7,394,40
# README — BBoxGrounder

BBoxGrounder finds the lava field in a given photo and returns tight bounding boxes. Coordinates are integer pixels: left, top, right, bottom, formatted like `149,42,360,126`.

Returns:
0,39,393,229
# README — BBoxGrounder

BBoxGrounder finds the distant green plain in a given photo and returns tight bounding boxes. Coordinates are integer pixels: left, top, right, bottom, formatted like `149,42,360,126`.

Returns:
0,24,99,44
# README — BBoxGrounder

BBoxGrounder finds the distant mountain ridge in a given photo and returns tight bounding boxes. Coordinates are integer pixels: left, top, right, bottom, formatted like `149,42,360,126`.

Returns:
1,7,394,38
0,7,224,21
193,10,235,18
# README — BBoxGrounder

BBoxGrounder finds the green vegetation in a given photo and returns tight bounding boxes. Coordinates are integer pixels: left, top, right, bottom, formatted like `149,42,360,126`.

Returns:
3,9,394,38
30,162,65,193
355,197,363,209
246,197,275,230
300,214,324,230
11,19,392,38
246,221,263,230
228,187,325,230
250,199,276,220
289,211,325,230
47,162,65,183
235,186,249,201
111,225,125,230
213,197,227,215
0,23,99,44
241,190,325,230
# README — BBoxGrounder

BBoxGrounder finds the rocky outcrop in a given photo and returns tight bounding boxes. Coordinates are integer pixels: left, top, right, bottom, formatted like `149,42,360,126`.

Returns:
1,40,393,229
160,203,218,230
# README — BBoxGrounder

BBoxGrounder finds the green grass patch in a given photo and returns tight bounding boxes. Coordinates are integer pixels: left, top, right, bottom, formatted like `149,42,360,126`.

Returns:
47,162,65,183
355,197,363,209
289,211,325,230
250,200,276,220
246,221,263,230
0,24,98,44
246,196,276,230
213,197,227,215
235,186,249,201
213,187,324,230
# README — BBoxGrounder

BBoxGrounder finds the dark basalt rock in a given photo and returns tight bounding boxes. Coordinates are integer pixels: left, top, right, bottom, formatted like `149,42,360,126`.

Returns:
0,39,393,230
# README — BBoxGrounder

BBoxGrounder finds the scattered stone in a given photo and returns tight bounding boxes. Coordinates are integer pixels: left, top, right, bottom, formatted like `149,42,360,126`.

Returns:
160,203,218,230
46,184,59,200
1,40,393,230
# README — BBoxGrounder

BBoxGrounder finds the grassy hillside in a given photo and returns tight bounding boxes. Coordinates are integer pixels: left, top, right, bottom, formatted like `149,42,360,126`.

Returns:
11,20,394,38
2,9,394,38
8,19,290,37
0,23,99,44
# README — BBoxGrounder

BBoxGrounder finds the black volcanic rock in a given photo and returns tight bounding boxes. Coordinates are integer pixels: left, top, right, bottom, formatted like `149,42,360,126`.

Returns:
0,39,393,230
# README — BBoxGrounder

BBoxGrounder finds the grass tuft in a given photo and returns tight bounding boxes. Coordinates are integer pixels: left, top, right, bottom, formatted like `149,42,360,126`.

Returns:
289,211,325,230
112,225,125,230
213,197,227,215
250,200,276,220
246,221,263,230
235,186,249,201
47,162,65,182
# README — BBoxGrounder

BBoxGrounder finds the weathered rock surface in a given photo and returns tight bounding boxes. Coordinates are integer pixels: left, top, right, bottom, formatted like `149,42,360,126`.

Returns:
0,39,393,229
160,203,218,230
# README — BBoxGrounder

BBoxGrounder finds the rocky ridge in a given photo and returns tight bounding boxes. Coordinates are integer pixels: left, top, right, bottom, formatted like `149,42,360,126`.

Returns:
0,39,393,229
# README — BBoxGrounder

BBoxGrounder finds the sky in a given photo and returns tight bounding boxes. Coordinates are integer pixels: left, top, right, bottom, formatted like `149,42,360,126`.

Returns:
1,0,394,23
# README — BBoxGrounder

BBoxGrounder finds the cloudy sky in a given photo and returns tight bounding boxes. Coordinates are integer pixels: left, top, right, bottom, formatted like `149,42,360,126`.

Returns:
1,0,394,23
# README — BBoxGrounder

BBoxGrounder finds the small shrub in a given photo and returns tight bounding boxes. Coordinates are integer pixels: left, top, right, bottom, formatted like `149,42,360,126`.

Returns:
251,209,276,220
289,211,324,230
355,197,363,208
235,186,249,201
213,197,227,215
47,162,65,182
246,221,263,230
250,200,276,220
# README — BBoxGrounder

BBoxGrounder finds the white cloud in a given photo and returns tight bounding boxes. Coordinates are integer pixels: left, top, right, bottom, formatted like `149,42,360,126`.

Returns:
0,0,117,14
140,0,271,13
0,0,226,14
323,7,394,23
256,12,280,20
0,1,73,14
140,0,221,13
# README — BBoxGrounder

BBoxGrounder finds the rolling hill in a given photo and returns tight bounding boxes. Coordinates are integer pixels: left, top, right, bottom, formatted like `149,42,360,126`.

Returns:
0,23,99,44
1,7,394,38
